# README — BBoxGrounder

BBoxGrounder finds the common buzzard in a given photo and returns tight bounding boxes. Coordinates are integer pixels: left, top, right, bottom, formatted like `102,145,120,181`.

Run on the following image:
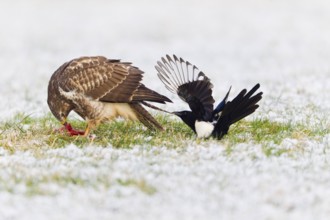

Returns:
48,56,172,136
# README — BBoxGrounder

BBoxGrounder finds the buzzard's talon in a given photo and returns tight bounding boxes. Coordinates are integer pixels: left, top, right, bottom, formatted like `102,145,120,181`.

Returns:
88,134,97,140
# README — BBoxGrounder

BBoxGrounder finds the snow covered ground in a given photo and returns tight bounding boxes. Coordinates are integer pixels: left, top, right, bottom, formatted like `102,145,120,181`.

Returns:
0,0,330,219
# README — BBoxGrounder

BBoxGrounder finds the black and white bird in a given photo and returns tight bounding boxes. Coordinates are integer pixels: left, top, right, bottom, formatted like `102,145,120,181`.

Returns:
155,55,263,139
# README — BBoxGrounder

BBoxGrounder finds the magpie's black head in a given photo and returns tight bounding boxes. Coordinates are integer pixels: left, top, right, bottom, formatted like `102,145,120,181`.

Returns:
172,111,197,133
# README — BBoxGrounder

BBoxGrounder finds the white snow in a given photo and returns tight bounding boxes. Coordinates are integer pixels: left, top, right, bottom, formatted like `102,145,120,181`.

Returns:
0,0,330,219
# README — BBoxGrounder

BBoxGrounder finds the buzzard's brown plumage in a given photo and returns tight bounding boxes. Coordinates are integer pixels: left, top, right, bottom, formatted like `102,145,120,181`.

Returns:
47,56,172,136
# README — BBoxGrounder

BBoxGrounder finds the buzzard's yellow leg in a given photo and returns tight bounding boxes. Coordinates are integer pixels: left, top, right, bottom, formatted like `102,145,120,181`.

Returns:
83,124,91,137
83,120,98,137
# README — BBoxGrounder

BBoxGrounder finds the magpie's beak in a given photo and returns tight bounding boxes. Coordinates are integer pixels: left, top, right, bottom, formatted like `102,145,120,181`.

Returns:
172,111,183,117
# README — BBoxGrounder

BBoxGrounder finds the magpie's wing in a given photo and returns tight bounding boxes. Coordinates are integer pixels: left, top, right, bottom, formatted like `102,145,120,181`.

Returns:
155,54,215,121
212,83,263,139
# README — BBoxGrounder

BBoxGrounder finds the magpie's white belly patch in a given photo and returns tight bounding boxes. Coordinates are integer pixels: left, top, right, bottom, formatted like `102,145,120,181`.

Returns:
195,121,214,138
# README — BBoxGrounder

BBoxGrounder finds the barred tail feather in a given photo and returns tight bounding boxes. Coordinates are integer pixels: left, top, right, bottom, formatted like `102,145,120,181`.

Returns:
130,104,164,131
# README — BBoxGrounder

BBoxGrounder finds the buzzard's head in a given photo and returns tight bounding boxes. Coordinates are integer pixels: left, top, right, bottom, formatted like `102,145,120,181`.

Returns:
47,94,71,122
47,80,72,123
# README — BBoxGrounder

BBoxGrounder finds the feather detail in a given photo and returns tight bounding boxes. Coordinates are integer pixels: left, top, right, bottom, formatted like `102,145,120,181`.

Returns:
130,103,164,131
155,55,214,121
133,84,172,103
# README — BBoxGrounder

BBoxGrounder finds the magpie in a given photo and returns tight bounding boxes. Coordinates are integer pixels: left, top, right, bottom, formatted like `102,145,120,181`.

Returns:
155,54,263,139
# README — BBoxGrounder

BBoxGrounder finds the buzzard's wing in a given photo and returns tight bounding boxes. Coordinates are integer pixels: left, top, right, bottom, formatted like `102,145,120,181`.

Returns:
155,55,214,121
99,64,143,102
57,56,169,103
57,56,134,101
101,65,171,103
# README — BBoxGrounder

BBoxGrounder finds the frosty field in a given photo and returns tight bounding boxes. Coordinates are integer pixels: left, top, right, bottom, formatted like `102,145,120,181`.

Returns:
0,0,330,219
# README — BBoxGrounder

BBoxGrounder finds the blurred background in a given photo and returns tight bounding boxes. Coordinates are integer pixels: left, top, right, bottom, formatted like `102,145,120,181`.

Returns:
0,0,329,121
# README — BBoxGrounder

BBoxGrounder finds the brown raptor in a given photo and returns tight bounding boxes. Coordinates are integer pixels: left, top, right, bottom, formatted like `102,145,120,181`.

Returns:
47,56,171,136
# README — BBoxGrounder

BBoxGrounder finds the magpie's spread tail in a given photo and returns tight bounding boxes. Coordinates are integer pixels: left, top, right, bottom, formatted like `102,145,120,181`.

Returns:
212,83,263,139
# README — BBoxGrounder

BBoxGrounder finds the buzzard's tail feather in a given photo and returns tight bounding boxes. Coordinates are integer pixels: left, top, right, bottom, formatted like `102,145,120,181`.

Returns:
212,83,263,139
130,104,164,131
141,101,171,114
133,84,172,103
